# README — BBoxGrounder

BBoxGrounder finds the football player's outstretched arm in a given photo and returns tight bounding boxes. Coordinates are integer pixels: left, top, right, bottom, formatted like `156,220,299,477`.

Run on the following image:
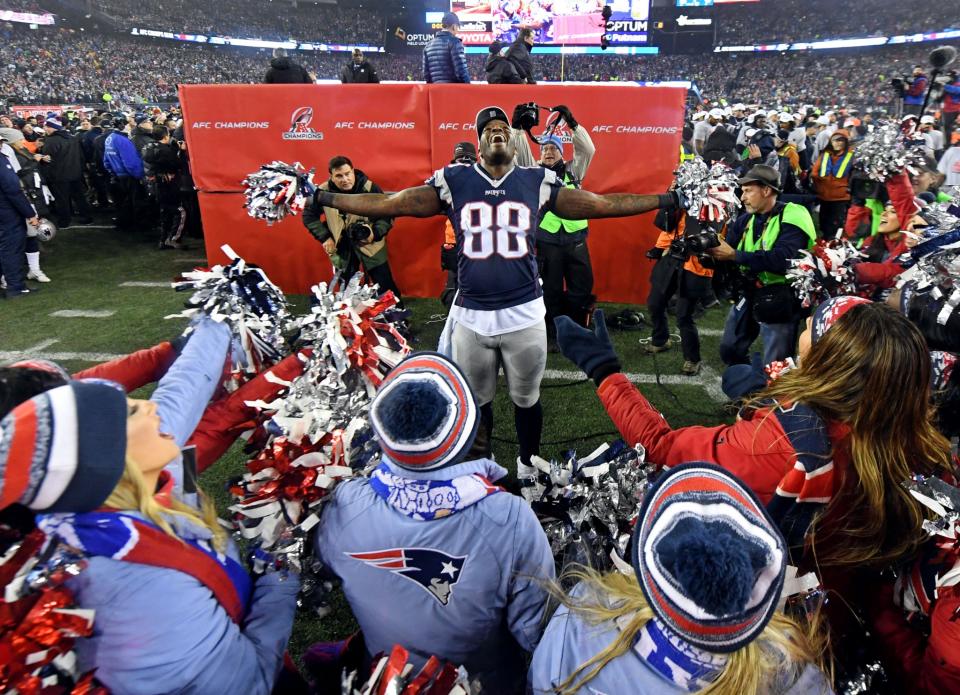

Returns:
314,185,443,218
553,188,677,220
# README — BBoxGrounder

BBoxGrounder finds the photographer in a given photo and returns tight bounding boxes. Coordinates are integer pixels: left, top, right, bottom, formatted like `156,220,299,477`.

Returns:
707,165,817,366
646,208,722,376
904,66,929,116
511,103,596,339
303,156,401,302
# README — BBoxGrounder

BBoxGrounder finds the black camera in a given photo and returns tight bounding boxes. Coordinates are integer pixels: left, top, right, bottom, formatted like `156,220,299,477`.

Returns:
346,222,372,245
890,77,907,98
669,218,721,263
515,102,540,131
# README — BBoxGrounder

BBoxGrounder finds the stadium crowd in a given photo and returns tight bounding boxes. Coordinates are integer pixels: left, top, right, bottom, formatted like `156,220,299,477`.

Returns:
2,23,958,111
2,3,960,695
715,0,957,45
91,0,384,44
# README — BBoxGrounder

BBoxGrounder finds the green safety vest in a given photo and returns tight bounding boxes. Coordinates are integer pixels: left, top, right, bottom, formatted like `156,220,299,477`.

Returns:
540,172,588,234
865,198,885,238
679,143,696,164
739,202,817,286
818,150,854,178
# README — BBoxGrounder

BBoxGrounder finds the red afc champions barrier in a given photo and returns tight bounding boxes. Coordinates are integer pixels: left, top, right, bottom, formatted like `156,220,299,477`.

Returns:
179,83,684,303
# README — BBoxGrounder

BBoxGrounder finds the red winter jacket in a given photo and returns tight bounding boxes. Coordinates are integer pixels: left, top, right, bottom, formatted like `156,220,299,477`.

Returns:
597,373,849,504
74,343,306,472
854,233,910,292
866,579,960,694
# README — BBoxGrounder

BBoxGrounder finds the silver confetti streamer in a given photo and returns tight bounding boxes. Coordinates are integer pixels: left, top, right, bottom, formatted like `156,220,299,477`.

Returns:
519,441,654,575
852,123,927,182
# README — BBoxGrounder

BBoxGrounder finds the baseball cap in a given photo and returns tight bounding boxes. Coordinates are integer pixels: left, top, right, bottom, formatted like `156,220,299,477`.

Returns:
920,115,936,125
709,107,724,119
451,141,477,163
442,11,460,27
778,113,794,124
692,111,707,121
475,106,509,141
738,164,781,192
0,127,24,144
732,103,746,111
816,115,830,125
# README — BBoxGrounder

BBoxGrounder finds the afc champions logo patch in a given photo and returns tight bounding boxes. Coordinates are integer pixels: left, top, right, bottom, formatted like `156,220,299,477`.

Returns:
347,547,467,606
282,106,324,141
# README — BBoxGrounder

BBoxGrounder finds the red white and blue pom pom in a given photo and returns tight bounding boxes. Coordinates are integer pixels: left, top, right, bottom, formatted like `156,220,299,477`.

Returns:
243,161,317,225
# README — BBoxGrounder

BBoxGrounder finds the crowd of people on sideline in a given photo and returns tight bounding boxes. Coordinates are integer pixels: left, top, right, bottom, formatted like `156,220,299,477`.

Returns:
0,105,198,296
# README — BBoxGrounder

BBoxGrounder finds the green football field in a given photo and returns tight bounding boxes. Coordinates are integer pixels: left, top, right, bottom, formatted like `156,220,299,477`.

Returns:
0,222,736,657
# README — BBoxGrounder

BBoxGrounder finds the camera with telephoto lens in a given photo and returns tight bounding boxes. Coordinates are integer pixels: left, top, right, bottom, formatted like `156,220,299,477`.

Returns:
515,102,540,131
669,217,721,264
345,221,372,245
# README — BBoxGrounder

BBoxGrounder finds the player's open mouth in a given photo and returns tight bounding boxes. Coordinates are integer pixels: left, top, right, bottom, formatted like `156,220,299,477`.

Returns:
490,133,507,144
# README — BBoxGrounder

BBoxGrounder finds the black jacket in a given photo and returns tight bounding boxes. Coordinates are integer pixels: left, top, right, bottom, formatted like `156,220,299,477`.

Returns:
505,41,535,84
81,127,102,163
93,128,114,175
341,60,379,84
142,140,182,178
39,130,84,182
485,52,523,84
132,127,154,155
264,57,313,84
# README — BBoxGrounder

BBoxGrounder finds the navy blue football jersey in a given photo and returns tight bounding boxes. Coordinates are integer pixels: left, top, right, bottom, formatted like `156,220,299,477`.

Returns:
427,163,562,311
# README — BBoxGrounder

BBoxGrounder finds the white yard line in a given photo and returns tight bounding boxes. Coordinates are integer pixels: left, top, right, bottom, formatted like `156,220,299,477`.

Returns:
542,368,726,402
0,349,124,363
49,309,116,318
119,281,172,288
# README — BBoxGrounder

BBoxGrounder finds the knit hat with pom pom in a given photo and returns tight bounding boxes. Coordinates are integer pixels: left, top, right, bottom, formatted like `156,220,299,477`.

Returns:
369,352,479,472
632,462,786,653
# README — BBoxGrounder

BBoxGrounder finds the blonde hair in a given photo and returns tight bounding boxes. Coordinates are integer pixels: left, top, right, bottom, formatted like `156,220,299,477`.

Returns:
103,458,228,552
748,302,953,568
550,566,828,695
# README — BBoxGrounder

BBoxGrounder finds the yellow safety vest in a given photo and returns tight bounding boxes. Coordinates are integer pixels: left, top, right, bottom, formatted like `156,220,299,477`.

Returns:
679,143,696,164
818,150,854,178
540,172,588,234
739,203,817,286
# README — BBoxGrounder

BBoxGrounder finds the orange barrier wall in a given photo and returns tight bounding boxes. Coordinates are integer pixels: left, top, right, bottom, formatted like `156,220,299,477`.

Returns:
179,83,684,303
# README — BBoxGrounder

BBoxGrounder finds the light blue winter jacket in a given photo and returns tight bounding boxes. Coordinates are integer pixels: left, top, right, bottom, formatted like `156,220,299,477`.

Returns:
315,457,555,694
529,582,835,695
48,318,301,694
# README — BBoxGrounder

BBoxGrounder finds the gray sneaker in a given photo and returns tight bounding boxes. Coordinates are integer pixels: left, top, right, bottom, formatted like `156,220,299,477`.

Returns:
681,360,702,376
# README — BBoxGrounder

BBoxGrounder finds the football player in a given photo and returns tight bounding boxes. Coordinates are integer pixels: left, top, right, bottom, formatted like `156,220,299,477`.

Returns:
314,105,680,465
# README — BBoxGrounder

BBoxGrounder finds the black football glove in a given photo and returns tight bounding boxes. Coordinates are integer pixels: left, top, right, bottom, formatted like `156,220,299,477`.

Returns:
551,104,578,129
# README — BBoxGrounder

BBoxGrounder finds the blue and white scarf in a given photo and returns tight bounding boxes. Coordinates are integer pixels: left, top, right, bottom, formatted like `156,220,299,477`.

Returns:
369,462,502,521
633,618,728,692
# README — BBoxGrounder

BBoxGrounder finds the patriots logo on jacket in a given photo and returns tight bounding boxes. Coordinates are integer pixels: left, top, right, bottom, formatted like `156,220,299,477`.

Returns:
346,548,467,606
